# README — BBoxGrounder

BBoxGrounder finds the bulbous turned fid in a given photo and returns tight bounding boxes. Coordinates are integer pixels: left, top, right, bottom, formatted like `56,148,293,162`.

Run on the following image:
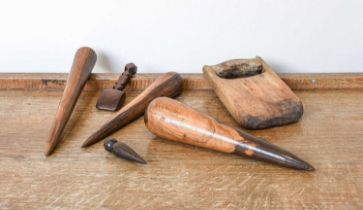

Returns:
144,97,314,171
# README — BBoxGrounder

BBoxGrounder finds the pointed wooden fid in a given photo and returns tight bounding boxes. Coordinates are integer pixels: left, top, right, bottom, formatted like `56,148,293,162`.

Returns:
45,47,97,156
144,97,314,171
81,72,183,148
104,139,147,164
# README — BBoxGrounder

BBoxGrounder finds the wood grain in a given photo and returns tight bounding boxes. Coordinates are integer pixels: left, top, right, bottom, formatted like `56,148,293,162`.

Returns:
45,47,97,155
1,73,363,91
0,74,362,209
145,97,313,170
203,57,303,129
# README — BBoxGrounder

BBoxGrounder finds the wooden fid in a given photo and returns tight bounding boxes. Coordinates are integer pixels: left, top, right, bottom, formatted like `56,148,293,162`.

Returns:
144,97,314,171
45,47,97,156
81,72,183,148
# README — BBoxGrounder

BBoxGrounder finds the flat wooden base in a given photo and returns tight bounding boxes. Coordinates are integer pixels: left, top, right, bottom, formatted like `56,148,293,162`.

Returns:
0,74,362,209
203,57,303,129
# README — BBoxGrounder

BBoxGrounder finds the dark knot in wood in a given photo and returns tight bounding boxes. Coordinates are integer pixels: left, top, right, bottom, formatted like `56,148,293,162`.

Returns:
216,63,263,79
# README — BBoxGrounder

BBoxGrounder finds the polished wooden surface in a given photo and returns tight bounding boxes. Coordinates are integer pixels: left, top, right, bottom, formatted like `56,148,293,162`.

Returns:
145,97,313,170
204,57,303,129
45,47,97,156
0,74,363,209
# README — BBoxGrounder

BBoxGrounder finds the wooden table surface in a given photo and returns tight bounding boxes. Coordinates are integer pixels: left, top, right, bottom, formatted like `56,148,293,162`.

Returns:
0,74,362,209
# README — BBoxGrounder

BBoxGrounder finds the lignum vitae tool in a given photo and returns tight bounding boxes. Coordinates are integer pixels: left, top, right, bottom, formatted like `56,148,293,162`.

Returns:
104,138,147,164
144,97,314,171
81,72,183,148
45,47,97,156
96,63,137,111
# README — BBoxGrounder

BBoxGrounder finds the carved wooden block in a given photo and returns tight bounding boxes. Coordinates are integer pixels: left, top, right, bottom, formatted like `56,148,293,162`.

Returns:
203,57,303,129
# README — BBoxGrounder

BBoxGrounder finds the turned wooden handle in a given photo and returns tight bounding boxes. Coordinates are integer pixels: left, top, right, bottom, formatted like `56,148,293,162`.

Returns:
45,47,97,156
114,63,137,90
82,72,183,147
144,97,314,170
145,97,239,153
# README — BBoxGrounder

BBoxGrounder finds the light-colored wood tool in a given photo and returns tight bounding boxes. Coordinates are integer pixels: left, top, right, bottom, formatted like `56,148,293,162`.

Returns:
203,57,303,129
145,97,314,170
45,47,97,156
81,72,183,148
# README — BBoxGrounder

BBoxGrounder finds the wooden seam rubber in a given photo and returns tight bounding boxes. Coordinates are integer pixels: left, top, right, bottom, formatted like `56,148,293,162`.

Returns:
96,63,137,111
81,72,183,148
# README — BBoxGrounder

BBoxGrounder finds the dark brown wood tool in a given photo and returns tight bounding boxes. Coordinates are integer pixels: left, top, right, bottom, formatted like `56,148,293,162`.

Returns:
203,57,303,130
104,138,147,164
145,97,314,171
45,47,97,156
96,63,137,111
81,72,183,148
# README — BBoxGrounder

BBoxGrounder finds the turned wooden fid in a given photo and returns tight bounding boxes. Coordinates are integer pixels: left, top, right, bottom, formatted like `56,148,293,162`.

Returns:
96,63,137,111
81,72,183,148
145,97,314,171
45,47,97,156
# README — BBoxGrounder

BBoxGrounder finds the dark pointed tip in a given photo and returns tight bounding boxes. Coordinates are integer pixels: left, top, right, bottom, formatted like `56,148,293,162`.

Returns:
134,157,147,164
306,165,315,171
44,149,52,156
110,141,147,164
234,129,315,172
81,136,97,148
44,145,55,156
120,148,148,164
287,158,315,171
81,141,90,148
300,162,315,171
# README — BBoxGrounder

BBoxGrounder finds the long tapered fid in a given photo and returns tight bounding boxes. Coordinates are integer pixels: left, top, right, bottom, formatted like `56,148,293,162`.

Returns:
104,139,147,164
81,72,183,148
45,47,97,156
144,97,315,171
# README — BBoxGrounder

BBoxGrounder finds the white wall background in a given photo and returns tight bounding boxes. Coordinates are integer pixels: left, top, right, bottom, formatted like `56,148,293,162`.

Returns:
0,0,362,73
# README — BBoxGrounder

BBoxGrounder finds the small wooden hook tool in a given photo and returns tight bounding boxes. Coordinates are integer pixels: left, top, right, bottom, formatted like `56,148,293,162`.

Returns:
96,63,137,111
45,47,97,156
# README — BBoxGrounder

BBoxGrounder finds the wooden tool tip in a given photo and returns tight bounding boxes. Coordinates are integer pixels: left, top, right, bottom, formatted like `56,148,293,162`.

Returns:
104,138,147,164
299,162,315,171
81,131,105,148
81,125,112,148
81,138,94,148
44,132,59,156
44,147,54,156
289,160,315,171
